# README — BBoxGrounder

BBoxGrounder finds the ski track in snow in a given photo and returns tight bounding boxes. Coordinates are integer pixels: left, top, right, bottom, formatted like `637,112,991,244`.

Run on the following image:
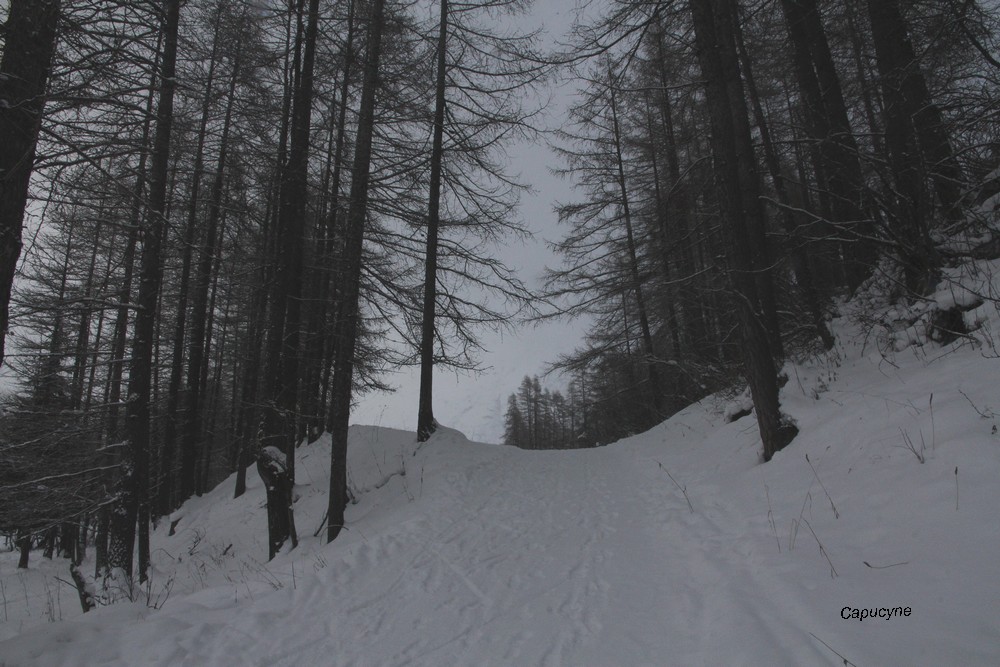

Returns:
5,269,1000,665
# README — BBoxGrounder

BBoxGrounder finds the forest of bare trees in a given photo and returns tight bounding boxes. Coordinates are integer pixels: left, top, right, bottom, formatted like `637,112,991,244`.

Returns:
1,0,998,600
0,0,542,582
502,0,999,452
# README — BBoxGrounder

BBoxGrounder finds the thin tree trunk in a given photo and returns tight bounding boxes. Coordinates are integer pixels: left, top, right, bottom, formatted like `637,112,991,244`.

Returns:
161,4,225,516
195,213,226,496
201,291,230,491
93,505,108,577
181,38,243,505
84,227,116,411
108,0,181,582
102,41,165,580
653,28,705,353
607,70,663,417
70,211,104,410
235,6,303,482
303,2,357,443
417,0,449,442
643,93,683,371
76,515,88,566
327,0,388,544
843,0,885,158
258,0,324,559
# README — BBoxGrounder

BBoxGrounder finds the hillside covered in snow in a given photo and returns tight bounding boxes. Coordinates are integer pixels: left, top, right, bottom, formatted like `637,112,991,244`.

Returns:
3,263,1000,666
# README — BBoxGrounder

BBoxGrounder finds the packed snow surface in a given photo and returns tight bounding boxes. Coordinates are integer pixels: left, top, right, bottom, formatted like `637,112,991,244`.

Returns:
4,279,1000,665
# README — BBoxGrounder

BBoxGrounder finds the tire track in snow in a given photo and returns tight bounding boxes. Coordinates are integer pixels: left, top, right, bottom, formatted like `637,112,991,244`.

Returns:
393,449,617,666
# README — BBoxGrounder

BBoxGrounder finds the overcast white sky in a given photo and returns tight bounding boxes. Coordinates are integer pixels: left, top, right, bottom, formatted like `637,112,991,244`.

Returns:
353,0,591,443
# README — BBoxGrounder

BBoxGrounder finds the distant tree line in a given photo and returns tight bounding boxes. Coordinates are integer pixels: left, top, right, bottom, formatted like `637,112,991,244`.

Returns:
503,362,670,449
503,375,581,450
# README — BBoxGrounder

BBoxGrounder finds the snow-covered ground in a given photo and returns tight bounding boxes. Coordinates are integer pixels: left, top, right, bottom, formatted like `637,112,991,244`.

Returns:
3,265,1000,665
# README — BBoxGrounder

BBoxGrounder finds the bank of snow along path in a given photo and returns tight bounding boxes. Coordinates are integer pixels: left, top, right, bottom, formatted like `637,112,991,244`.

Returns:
3,306,1000,665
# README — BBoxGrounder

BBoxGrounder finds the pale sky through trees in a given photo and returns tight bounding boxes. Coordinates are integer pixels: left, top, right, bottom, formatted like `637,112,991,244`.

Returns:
353,0,588,443
0,0,586,443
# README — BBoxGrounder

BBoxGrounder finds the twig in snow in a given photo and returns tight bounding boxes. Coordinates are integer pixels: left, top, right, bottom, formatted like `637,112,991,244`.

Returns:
789,492,813,551
955,466,959,511
313,509,329,538
958,388,994,419
863,560,909,569
765,484,781,553
655,460,693,512
929,393,936,455
809,632,858,667
806,454,839,518
802,518,838,578
898,428,926,464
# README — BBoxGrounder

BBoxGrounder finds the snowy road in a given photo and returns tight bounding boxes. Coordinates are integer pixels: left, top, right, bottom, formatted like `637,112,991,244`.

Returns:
4,339,1000,667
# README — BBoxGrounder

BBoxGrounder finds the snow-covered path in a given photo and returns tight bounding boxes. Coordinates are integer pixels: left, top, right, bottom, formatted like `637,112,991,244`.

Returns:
175,441,802,667
3,432,812,667
4,325,1000,665
207,446,667,666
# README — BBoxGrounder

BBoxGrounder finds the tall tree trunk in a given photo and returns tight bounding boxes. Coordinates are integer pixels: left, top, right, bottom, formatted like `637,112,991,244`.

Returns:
84,246,111,412
843,0,885,158
0,0,62,369
257,0,324,559
689,0,797,462
417,0,449,442
93,505,108,577
303,0,357,443
41,221,74,401
653,26,706,355
643,93,684,381
239,0,302,472
779,0,875,292
867,0,965,220
98,51,159,580
70,212,104,410
722,9,784,362
161,4,225,516
608,70,663,418
108,0,181,582
17,529,31,569
732,1,834,349
180,36,243,506
327,0,388,544
866,0,960,294
195,214,226,496
234,2,304,484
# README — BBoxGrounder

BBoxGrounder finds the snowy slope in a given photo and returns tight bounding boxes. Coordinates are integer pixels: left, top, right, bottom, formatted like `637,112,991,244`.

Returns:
3,272,1000,665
